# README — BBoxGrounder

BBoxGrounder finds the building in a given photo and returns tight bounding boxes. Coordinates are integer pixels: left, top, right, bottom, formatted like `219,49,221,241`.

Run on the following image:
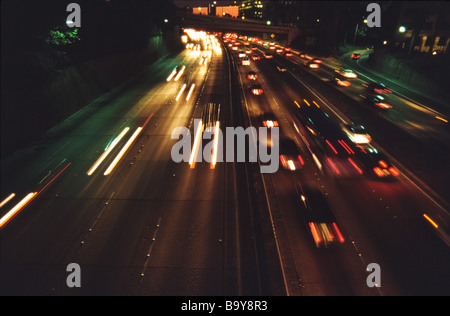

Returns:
216,5,239,18
192,5,239,18
394,1,450,54
239,0,264,20
192,6,209,15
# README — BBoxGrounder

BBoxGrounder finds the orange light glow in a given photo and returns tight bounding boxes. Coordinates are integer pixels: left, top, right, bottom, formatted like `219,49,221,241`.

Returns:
388,167,400,176
88,127,130,175
176,84,187,101
423,214,438,229
104,127,143,175
210,121,220,169
186,84,196,101
333,223,345,243
189,120,203,168
0,192,37,230
0,193,16,208
309,222,322,244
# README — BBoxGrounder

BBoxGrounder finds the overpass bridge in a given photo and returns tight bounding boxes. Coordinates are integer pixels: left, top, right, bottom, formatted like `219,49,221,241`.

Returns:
176,12,300,45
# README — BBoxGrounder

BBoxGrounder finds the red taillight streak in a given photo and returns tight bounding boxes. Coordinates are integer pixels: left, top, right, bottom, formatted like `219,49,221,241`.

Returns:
141,113,154,129
38,162,72,194
338,139,354,154
326,140,338,155
373,167,385,177
348,158,363,174
375,102,392,109
309,222,322,244
333,223,345,243
389,167,400,176
298,155,304,166
378,160,388,168
327,158,340,175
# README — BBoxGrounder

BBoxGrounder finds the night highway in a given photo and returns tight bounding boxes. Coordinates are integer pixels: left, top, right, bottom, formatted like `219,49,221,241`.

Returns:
1,0,449,298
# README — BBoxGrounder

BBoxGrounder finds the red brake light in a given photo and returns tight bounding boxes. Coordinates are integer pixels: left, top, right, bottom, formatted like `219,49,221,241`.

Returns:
378,160,388,168
373,167,384,177
389,167,400,176
375,102,392,109
332,223,345,243
309,222,322,244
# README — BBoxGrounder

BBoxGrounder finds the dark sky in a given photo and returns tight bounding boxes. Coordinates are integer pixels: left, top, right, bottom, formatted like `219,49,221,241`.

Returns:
174,0,237,8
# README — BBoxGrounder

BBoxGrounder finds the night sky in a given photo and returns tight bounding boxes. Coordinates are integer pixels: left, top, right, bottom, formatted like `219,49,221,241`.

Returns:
174,0,237,8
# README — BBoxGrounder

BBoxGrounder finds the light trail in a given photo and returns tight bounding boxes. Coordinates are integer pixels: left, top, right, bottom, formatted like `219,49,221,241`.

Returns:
176,84,187,101
87,127,130,175
174,66,185,81
0,192,37,230
423,213,439,229
189,120,203,168
186,84,196,101
210,121,220,169
104,127,143,175
0,193,16,208
166,70,177,82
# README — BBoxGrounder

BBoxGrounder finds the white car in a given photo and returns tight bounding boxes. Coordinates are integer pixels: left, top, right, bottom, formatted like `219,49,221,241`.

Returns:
338,69,357,78
241,57,250,65
341,123,372,144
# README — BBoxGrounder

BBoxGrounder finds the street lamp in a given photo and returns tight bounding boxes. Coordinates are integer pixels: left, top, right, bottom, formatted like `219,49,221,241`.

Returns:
399,26,406,33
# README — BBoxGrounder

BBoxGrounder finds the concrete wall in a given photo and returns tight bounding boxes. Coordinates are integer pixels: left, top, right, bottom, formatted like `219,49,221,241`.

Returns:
367,49,445,96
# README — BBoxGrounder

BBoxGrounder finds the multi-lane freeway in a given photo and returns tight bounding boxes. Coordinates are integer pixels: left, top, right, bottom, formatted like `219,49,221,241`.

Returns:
1,30,449,296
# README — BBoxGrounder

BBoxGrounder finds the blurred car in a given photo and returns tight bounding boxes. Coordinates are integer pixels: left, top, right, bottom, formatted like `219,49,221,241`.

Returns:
247,71,258,80
250,83,263,95
241,57,251,65
276,48,284,53
263,52,273,59
278,138,304,171
260,112,279,128
299,52,307,58
285,52,294,57
351,53,361,59
238,51,246,58
363,82,392,95
355,144,400,178
337,68,358,78
276,64,287,72
305,61,320,69
361,94,393,110
296,185,345,247
340,123,372,144
312,58,322,64
251,54,261,60
330,74,351,87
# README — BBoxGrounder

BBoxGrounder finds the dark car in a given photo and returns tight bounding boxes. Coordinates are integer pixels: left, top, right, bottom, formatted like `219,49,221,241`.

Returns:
329,73,351,87
363,82,392,95
305,61,320,69
361,94,393,110
250,83,263,95
260,112,279,128
351,53,360,59
296,184,345,247
278,138,304,171
247,71,258,80
355,144,400,179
